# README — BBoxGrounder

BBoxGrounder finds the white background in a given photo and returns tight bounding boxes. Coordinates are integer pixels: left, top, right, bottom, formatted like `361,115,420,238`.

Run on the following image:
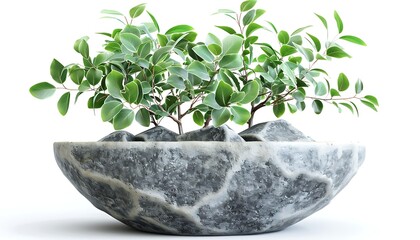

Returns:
1,0,419,239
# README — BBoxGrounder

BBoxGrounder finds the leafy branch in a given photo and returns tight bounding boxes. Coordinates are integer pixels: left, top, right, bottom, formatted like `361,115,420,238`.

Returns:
30,0,378,134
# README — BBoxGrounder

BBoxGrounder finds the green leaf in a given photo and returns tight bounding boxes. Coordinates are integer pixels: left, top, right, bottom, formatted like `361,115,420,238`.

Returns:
288,56,302,64
86,68,103,86
141,81,151,94
246,23,263,37
101,9,123,16
50,59,65,83
213,9,236,15
206,33,222,56
193,111,205,126
334,11,344,33
273,102,286,118
215,80,233,106
296,101,306,111
93,53,109,66
167,75,186,90
206,33,222,46
157,34,168,47
222,35,243,55
254,9,266,20
231,106,251,125
78,80,90,92
30,82,56,99
105,42,121,52
260,72,274,82
280,45,297,57
240,0,257,12
105,70,124,98
192,45,215,62
338,73,350,91
327,46,351,58
340,35,367,46
243,9,256,26
361,99,378,112
340,102,354,114
129,3,146,19
312,100,323,114
152,46,171,64
315,13,328,29
138,42,152,58
311,68,329,76
244,36,258,48
101,100,123,122
212,107,231,127
289,35,303,45
316,53,327,60
165,25,194,34
292,90,305,102
288,103,298,113
229,92,246,103
135,108,151,127
355,79,364,94
187,61,210,80
203,93,221,109
75,92,84,104
291,25,312,36
208,44,222,56
307,33,321,52
266,21,278,33
78,39,89,59
293,43,314,62
147,11,160,32
168,66,188,79
315,81,327,96
332,101,342,113
330,88,341,97
88,93,107,109
121,81,139,103
120,33,141,53
350,101,360,116
216,26,236,34
69,66,84,85
113,109,134,130
364,95,379,106
280,63,296,83
219,54,243,69
278,30,290,44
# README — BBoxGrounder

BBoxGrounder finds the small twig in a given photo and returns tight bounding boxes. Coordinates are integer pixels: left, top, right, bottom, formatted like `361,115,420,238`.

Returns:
204,116,211,128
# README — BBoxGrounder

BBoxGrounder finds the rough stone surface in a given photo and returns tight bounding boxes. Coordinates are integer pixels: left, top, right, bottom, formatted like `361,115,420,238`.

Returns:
54,141,364,235
135,126,178,141
99,131,136,142
239,120,314,142
177,125,245,142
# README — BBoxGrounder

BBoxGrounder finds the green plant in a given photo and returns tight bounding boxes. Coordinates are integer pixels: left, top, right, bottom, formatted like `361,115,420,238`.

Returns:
30,0,378,134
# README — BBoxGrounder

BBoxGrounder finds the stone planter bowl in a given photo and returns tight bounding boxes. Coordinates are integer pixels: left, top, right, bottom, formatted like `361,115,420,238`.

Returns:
54,142,365,235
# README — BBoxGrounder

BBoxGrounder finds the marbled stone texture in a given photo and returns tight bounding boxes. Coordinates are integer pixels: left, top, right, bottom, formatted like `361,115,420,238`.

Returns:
54,142,365,235
239,120,314,142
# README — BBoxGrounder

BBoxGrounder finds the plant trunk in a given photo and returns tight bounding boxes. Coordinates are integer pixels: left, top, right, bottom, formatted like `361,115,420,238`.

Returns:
177,122,183,135
248,114,254,128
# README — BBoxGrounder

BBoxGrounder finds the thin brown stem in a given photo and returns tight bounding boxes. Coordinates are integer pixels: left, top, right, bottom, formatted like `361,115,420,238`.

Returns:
177,103,183,134
151,117,158,127
204,116,211,128
248,92,272,128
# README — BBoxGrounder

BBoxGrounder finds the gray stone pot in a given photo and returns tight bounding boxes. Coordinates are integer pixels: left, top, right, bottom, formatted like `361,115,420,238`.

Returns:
54,142,364,235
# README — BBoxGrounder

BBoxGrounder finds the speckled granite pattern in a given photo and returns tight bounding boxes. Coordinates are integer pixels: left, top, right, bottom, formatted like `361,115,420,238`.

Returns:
54,142,364,235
